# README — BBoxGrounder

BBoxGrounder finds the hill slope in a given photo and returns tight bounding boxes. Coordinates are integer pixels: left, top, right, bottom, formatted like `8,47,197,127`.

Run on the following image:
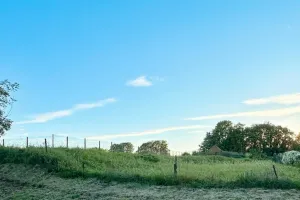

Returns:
0,146,300,189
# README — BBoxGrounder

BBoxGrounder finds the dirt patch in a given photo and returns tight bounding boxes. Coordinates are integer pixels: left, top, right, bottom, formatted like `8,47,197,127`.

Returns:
0,164,299,200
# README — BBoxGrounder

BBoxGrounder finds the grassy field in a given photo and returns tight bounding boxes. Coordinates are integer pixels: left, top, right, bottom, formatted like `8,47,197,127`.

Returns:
2,164,300,200
0,146,300,189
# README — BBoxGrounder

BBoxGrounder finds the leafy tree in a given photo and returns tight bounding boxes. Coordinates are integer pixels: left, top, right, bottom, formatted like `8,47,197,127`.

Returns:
110,142,134,153
200,120,245,152
200,120,295,156
137,140,169,155
0,80,19,137
292,133,300,151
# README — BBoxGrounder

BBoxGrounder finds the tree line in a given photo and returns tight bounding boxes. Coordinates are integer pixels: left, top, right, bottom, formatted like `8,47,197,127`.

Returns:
110,140,170,155
199,120,300,156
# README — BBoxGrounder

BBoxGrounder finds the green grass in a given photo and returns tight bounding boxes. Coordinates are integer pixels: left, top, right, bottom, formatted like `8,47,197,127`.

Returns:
1,146,300,189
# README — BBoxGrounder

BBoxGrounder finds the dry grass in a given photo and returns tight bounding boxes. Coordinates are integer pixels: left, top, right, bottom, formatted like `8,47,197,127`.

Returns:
1,164,300,200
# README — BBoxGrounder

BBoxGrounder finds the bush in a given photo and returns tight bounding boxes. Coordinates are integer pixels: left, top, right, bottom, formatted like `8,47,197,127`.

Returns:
248,149,268,160
220,151,245,158
281,151,300,165
272,153,283,163
182,152,191,156
138,154,160,163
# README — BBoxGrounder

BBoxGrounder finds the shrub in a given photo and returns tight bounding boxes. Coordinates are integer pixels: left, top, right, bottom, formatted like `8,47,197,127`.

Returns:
220,151,245,158
281,151,300,165
272,153,283,163
138,154,160,163
182,152,191,156
248,149,268,160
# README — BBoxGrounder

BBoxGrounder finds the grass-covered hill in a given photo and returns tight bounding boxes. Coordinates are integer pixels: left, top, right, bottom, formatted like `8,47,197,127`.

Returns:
1,146,300,189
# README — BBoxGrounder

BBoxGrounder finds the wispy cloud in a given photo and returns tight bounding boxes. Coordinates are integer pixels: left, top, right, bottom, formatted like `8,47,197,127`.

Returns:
126,76,152,87
16,98,116,124
185,105,300,121
243,93,300,105
87,125,210,140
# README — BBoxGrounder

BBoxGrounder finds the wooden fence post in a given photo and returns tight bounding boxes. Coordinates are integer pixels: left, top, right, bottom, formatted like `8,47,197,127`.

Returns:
174,155,178,177
84,138,86,149
45,138,48,152
66,136,68,148
273,165,278,179
26,137,28,148
52,134,54,148
99,141,100,150
2,139,4,147
82,162,85,177
110,142,112,149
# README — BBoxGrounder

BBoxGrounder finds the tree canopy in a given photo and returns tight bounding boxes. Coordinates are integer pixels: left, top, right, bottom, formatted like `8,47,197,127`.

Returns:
0,80,19,137
200,120,296,156
110,142,134,153
137,140,170,155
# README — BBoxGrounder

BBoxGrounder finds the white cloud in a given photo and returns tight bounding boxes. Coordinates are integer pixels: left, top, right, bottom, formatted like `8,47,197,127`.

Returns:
126,76,152,87
243,93,300,105
16,98,116,124
185,105,300,121
87,125,210,140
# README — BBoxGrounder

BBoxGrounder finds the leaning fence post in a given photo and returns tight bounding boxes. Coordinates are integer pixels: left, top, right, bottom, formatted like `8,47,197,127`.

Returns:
45,138,48,152
84,138,86,149
26,137,28,148
273,165,278,179
174,155,178,177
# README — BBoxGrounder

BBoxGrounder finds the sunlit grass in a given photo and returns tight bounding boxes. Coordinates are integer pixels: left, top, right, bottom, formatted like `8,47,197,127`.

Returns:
0,146,300,189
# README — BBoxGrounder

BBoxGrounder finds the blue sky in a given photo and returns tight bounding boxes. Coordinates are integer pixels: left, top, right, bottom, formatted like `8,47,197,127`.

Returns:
1,0,300,152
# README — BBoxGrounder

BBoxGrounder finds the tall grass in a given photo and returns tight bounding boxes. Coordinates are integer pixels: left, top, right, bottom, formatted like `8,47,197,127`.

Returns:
0,146,300,189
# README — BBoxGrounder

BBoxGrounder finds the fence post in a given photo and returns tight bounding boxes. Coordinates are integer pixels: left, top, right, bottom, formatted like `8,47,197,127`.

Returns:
174,155,178,177
273,165,278,179
52,134,54,148
45,138,48,152
26,137,28,148
84,138,86,149
2,139,4,147
99,141,100,150
110,142,112,149
66,136,68,148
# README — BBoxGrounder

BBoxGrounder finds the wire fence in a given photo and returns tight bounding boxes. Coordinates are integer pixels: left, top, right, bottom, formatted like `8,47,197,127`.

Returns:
0,134,195,156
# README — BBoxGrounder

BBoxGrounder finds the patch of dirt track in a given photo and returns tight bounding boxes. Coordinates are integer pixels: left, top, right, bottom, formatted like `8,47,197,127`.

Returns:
1,164,299,200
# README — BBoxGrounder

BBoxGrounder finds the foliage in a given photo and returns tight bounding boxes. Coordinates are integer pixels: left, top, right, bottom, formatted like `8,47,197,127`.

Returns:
0,80,19,137
220,151,245,158
200,121,246,153
182,152,191,156
110,142,134,153
248,149,268,160
273,153,283,163
1,146,300,189
281,151,300,165
200,120,295,156
137,140,170,155
139,154,160,163
192,151,202,156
